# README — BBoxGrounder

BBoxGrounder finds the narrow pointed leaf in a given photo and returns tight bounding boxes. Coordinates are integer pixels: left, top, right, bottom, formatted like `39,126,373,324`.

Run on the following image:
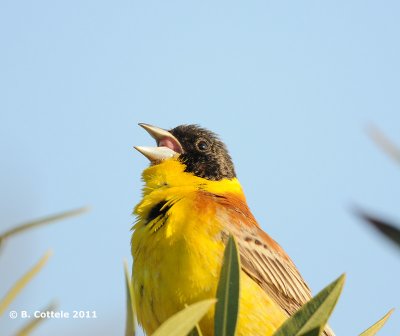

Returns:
214,234,240,336
359,309,394,336
195,324,203,336
187,325,202,336
357,211,400,250
0,251,52,315
152,299,216,336
273,274,345,336
185,304,203,336
0,207,89,245
368,126,400,164
15,301,58,336
124,260,136,336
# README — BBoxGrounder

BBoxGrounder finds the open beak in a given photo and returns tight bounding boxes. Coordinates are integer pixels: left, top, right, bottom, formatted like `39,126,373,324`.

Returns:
135,123,183,163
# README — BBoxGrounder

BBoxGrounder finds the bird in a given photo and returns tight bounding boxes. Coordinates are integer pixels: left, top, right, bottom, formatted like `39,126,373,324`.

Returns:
131,123,334,336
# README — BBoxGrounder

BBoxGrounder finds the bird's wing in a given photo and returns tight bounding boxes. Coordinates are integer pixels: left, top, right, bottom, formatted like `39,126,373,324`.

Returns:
211,192,335,336
233,225,312,315
212,192,312,316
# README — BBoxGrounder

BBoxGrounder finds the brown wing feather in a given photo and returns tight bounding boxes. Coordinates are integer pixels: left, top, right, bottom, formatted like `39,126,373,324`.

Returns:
207,191,335,336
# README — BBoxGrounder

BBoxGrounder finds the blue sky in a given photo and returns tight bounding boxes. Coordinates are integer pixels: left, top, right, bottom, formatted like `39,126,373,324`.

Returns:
1,1,399,335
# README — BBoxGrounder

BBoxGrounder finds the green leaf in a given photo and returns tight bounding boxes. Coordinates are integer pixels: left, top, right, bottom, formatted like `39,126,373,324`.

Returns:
195,324,203,336
152,299,216,336
0,207,89,249
184,304,204,336
124,260,136,336
359,309,394,336
273,274,345,336
15,301,58,336
0,251,52,316
214,234,240,336
187,325,202,336
357,211,400,250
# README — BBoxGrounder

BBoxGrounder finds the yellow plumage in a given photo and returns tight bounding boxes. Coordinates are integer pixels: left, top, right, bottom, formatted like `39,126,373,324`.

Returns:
132,160,286,335
132,123,334,336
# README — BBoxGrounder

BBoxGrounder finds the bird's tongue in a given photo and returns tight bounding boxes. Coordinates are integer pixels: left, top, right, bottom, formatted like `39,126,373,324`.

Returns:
158,138,182,153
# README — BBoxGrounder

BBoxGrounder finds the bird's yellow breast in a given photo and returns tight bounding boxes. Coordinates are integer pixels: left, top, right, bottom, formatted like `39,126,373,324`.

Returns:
132,159,286,335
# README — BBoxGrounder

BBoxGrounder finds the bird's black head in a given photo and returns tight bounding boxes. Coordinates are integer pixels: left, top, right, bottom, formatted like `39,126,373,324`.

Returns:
170,124,236,181
135,123,236,181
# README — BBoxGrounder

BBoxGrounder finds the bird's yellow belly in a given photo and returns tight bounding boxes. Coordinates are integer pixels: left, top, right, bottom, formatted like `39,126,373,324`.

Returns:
236,272,287,335
133,195,225,334
132,196,287,335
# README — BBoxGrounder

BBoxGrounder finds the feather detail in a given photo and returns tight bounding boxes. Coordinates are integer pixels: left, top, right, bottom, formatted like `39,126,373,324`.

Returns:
199,191,335,336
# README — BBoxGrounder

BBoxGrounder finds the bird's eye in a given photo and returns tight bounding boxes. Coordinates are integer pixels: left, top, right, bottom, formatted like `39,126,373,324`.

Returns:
196,140,209,151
